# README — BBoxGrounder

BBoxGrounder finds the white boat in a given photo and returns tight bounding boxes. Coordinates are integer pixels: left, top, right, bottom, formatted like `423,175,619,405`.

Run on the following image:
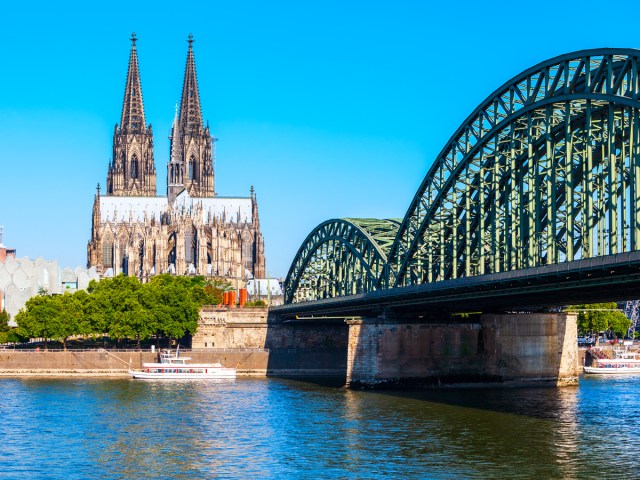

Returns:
129,349,236,380
584,344,640,375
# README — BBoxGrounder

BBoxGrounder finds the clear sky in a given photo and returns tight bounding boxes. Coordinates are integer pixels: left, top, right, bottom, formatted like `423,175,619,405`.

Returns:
1,0,639,278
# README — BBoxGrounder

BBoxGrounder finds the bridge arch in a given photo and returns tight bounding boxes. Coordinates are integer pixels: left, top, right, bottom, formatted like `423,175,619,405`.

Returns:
284,218,400,304
386,48,640,287
284,48,640,304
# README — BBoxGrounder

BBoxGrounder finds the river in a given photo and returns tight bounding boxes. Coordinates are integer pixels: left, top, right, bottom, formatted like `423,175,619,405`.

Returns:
0,375,638,479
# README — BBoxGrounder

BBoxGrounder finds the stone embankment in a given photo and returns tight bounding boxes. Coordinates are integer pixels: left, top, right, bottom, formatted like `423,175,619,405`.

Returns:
0,349,270,377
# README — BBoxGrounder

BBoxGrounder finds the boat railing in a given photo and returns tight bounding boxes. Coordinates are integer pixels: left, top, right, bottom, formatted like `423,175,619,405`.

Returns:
613,346,640,359
589,348,609,360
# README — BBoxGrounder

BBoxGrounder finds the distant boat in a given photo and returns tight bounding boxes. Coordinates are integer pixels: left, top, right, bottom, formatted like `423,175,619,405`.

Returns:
129,349,236,379
584,343,640,375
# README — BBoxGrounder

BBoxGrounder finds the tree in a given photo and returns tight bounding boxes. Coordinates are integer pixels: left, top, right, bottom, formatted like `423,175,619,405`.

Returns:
14,292,89,350
14,273,225,348
146,275,200,344
100,275,155,348
53,291,91,350
0,310,10,343
200,277,231,305
15,294,58,348
568,302,631,338
86,278,119,342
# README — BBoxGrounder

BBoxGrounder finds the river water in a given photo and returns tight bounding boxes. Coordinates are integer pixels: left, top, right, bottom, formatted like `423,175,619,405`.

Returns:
1,375,639,479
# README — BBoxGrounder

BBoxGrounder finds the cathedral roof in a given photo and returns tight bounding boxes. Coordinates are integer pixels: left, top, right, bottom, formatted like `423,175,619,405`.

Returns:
99,191,254,225
100,196,166,223
173,190,253,224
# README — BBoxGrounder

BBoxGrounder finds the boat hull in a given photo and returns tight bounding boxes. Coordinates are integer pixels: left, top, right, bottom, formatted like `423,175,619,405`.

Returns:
130,369,236,380
584,366,640,375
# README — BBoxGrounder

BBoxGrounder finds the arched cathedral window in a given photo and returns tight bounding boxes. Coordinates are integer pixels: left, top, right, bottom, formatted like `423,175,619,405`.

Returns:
138,239,144,279
130,154,139,179
189,157,195,180
102,240,114,268
242,238,254,272
168,232,177,269
185,227,197,265
119,238,129,276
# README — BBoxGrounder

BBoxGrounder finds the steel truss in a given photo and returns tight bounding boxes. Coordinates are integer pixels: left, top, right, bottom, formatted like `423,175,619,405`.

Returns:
286,49,640,304
624,300,640,331
284,219,400,304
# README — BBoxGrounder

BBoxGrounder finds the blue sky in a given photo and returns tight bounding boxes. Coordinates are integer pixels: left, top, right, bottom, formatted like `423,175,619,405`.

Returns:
1,0,638,278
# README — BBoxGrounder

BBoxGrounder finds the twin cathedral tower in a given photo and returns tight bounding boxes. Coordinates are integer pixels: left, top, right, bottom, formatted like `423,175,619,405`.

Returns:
87,34,266,283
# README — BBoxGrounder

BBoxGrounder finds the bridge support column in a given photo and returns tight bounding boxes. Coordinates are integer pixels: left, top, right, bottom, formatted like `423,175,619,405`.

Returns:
345,312,579,388
481,312,579,387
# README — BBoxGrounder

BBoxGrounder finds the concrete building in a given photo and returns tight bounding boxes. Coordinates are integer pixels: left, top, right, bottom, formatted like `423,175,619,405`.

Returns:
0,256,99,325
0,226,100,324
87,34,266,286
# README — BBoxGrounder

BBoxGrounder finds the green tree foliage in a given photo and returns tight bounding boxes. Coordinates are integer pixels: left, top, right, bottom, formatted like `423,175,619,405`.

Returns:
0,310,9,333
15,274,230,348
568,302,631,337
144,275,230,341
14,291,92,349
0,310,11,343
88,275,156,348
202,277,231,305
244,300,267,307
15,294,55,348
49,293,82,350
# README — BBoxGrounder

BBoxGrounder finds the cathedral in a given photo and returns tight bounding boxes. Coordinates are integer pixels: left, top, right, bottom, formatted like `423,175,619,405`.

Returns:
87,34,266,284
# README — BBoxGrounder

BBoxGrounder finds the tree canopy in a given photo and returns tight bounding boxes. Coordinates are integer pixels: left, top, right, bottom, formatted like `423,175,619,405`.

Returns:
568,302,632,338
0,310,11,343
15,275,230,348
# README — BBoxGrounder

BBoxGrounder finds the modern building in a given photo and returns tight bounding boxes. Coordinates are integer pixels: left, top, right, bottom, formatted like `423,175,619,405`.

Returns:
87,34,266,286
0,227,100,323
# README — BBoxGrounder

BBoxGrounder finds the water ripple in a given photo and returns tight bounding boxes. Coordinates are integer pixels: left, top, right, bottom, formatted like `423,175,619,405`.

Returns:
0,376,639,479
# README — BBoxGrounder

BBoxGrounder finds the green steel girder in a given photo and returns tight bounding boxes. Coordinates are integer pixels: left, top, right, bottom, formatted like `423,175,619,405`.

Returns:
386,49,640,288
284,48,640,305
283,219,400,304
402,100,630,285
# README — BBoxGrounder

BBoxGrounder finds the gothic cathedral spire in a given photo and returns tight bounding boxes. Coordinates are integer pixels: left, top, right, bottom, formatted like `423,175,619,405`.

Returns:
107,33,157,197
179,34,202,133
167,34,215,202
120,33,146,133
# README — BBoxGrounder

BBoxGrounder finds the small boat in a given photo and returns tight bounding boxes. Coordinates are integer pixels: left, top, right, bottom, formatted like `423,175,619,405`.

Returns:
129,348,236,380
584,343,640,375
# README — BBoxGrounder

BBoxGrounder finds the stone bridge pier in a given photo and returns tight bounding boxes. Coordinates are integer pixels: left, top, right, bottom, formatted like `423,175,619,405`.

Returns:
346,312,579,388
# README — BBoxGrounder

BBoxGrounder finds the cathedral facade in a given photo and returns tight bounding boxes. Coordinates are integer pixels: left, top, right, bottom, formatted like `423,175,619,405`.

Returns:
87,34,266,284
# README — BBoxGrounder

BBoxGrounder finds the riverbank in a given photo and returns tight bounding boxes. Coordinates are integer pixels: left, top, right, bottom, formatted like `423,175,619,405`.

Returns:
0,349,270,377
0,347,347,378
0,369,129,377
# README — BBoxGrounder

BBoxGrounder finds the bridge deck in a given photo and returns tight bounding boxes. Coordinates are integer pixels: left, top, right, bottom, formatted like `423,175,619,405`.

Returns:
274,251,640,318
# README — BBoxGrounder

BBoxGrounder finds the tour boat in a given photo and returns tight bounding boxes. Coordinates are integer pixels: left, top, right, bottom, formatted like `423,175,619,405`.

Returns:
129,349,236,380
584,344,640,375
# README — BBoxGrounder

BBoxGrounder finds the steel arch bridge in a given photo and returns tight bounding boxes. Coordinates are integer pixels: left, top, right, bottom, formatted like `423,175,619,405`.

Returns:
284,48,640,305
285,218,401,303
